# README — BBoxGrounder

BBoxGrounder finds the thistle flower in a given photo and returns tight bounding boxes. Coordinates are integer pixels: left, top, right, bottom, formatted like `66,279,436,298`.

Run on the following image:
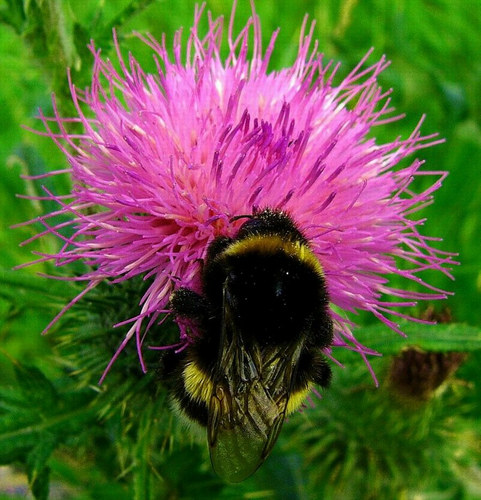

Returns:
18,3,454,383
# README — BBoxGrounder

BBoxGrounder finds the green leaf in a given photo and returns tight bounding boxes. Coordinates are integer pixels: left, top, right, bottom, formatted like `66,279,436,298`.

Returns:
14,364,59,410
27,435,56,500
0,0,26,33
13,143,72,215
23,0,80,75
133,408,153,500
1,269,76,299
0,269,78,314
0,410,43,463
0,359,97,477
356,321,481,355
30,465,50,500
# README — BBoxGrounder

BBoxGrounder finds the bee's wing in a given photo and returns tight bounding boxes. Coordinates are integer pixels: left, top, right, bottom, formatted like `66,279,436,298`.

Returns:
207,290,304,483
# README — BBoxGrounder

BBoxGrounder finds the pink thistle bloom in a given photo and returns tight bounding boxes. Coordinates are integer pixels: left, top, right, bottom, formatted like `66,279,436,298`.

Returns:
18,4,455,383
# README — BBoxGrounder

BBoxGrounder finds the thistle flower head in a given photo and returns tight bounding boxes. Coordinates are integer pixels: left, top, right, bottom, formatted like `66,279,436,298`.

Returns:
19,3,454,382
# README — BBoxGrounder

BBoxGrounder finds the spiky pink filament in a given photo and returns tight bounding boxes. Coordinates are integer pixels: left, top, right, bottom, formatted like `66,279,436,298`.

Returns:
19,3,455,382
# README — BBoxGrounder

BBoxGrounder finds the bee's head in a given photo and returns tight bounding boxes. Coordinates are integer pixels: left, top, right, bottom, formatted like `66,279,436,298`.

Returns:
232,208,307,244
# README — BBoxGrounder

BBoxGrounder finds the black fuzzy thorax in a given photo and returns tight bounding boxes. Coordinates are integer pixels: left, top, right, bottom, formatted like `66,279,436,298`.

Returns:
203,244,329,347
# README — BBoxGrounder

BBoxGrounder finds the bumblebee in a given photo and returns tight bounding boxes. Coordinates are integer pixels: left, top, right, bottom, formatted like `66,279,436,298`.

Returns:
163,208,333,482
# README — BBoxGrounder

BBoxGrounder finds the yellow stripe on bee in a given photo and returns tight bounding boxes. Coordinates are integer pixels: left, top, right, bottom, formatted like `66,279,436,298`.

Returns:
184,359,311,415
223,235,324,277
286,385,312,415
183,361,214,404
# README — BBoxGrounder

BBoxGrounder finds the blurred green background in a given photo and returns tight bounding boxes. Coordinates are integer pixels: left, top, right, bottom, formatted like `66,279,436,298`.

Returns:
0,0,480,499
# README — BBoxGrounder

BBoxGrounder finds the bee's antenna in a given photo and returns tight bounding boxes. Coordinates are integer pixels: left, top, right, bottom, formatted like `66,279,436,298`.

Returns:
230,213,253,223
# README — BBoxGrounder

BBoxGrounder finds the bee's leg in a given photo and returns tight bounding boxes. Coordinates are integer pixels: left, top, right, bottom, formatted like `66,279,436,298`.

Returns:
157,346,185,381
170,287,209,322
294,348,332,391
169,287,211,344
309,352,332,389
